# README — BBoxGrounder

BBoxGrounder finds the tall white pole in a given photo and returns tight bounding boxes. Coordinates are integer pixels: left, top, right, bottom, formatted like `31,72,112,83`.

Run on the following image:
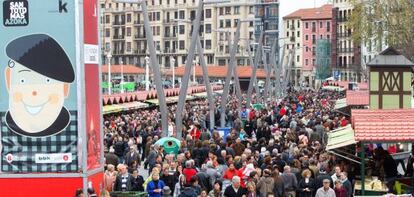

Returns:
193,60,196,85
145,56,150,91
171,57,175,88
107,53,112,95
120,60,125,93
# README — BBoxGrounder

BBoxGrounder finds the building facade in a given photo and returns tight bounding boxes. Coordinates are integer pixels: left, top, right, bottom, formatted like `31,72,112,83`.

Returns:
254,0,279,69
283,4,333,87
99,0,277,72
331,0,362,82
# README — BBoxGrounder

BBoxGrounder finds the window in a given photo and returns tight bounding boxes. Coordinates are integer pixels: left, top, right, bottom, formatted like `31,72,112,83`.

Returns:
306,47,309,52
305,22,309,29
296,55,300,62
225,7,231,15
312,22,316,32
312,59,315,65
206,40,211,49
205,9,211,18
105,15,110,23
179,40,185,50
327,21,331,32
249,22,253,27
105,29,110,37
127,42,131,52
312,35,316,44
287,32,289,37
225,19,231,27
205,24,211,33
219,20,224,28
320,21,323,28
305,35,308,41
234,19,239,27
234,6,240,14
297,31,300,37
179,10,185,19
297,21,300,28
305,59,308,65
127,27,131,36
179,25,185,34
219,8,224,15
327,34,330,40
320,35,323,39
156,12,160,21
127,14,131,22
105,42,110,50
182,56,186,64
249,6,254,14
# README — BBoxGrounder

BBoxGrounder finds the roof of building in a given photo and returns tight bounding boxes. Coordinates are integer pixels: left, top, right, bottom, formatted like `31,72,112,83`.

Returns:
164,65,269,79
102,85,223,105
352,109,414,141
346,90,369,106
102,65,146,74
283,4,333,20
367,47,414,67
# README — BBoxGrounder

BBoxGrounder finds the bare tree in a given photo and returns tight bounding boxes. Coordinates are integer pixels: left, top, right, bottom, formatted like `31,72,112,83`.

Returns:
348,0,414,61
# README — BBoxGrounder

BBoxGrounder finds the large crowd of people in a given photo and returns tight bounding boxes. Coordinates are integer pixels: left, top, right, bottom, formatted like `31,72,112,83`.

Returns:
101,87,411,197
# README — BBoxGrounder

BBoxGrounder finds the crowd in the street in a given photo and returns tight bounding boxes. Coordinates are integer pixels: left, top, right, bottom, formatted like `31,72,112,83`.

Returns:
101,87,409,197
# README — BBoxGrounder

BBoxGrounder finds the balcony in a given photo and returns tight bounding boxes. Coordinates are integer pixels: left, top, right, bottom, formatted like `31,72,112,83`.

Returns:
112,50,125,55
290,36,295,42
113,21,125,26
337,17,348,22
113,35,125,39
163,48,176,54
134,21,144,25
337,48,354,53
136,49,147,54
337,32,351,38
134,34,146,39
290,25,295,30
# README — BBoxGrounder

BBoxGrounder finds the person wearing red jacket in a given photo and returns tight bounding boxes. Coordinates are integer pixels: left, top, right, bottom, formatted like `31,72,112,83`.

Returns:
223,163,239,181
183,160,197,185
189,125,201,140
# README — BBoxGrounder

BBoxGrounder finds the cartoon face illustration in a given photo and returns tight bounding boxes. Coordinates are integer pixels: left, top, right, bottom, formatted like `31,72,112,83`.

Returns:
4,34,74,137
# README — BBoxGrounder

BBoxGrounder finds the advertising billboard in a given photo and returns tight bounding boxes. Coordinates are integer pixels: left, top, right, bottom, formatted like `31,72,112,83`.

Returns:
0,0,78,173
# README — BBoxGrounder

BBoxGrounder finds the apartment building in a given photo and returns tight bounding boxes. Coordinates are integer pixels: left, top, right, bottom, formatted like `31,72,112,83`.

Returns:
255,0,279,68
331,0,362,82
283,4,333,87
99,0,267,71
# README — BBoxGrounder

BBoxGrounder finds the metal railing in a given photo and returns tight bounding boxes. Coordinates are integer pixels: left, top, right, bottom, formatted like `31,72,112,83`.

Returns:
113,35,125,39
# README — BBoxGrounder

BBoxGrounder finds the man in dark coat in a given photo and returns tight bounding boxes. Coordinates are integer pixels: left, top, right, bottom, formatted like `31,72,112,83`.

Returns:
125,146,141,173
224,176,246,197
113,164,134,192
104,147,119,169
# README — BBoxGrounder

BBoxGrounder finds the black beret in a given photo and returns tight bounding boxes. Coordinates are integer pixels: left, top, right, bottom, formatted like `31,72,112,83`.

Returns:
6,34,75,83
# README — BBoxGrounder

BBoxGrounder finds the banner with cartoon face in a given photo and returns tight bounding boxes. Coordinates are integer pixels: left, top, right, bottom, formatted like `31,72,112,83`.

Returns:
0,0,78,173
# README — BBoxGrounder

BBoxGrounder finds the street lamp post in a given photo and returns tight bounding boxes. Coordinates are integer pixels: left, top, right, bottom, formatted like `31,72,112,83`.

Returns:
120,60,124,93
145,56,150,91
192,60,197,85
107,52,112,95
171,57,175,88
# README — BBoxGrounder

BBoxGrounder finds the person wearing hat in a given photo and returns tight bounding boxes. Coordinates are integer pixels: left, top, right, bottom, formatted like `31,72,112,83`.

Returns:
257,169,275,197
4,34,75,137
315,179,335,197
1,34,78,173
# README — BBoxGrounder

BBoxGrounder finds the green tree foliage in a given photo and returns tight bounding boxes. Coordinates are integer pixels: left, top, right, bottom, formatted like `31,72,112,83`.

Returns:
348,0,414,61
